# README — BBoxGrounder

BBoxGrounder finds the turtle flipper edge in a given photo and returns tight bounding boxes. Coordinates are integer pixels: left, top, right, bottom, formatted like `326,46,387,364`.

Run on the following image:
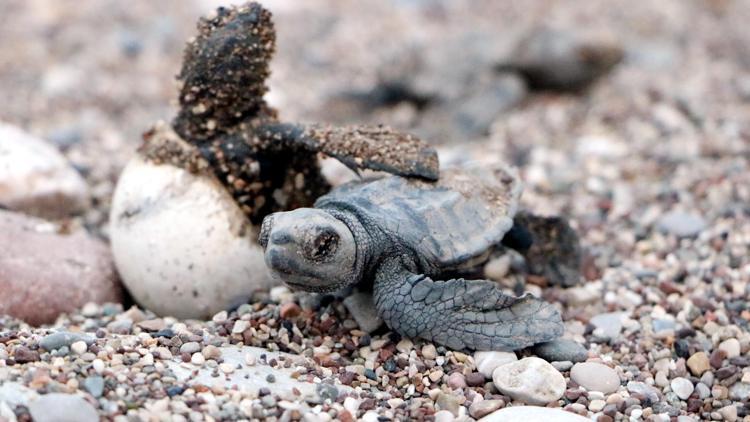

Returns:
373,262,563,351
510,211,582,287
258,122,439,180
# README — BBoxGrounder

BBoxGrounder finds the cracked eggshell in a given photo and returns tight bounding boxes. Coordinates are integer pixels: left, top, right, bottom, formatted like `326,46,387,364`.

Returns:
109,154,274,319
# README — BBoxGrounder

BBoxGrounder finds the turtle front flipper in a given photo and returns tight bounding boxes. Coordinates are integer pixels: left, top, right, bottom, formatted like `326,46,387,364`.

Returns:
373,262,563,351
505,212,582,287
257,122,439,180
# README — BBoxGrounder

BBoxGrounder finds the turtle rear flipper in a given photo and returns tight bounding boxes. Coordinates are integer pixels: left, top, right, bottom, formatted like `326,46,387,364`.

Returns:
258,123,439,180
373,261,563,351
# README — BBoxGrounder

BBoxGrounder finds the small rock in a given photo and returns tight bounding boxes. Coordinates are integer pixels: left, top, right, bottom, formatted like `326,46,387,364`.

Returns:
551,361,573,372
83,376,104,398
492,357,566,405
475,351,518,378
718,338,740,358
466,372,485,387
421,344,437,360
436,392,461,416
484,254,511,281
469,399,504,419
0,123,89,218
0,210,123,325
570,362,620,393
70,341,88,355
719,405,738,422
589,312,624,340
687,352,710,376
589,399,606,412
137,319,166,332
434,410,455,422
342,291,383,333
532,339,588,363
40,332,95,351
191,352,205,365
500,29,623,92
626,381,660,403
656,211,707,237
396,339,413,353
670,377,694,400
13,346,39,364
180,342,201,355
447,372,466,389
729,383,750,400
478,405,591,421
28,393,98,422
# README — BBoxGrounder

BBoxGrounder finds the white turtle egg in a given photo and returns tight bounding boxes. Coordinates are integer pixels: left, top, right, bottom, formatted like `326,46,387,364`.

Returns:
109,144,274,319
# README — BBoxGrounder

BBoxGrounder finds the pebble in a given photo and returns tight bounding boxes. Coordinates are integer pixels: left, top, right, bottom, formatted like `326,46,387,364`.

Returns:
656,211,707,237
719,405,738,422
434,410,455,422
83,376,105,398
589,312,624,340
532,339,588,363
474,351,518,378
469,399,504,419
478,406,592,421
492,357,566,405
180,342,201,355
13,346,40,364
0,123,89,219
570,362,620,393
447,372,466,389
70,341,88,355
718,338,741,358
626,381,660,403
0,210,123,325
421,344,437,360
670,377,694,400
219,363,235,374
686,352,710,376
589,399,606,412
436,393,461,416
191,352,205,365
40,332,95,351
28,393,98,422
342,292,383,333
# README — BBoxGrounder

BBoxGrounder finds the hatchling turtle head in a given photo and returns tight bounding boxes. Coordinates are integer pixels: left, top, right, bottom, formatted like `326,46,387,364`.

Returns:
259,209,357,292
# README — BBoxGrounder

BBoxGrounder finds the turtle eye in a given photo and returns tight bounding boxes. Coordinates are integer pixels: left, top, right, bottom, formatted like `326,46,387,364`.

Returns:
304,230,339,262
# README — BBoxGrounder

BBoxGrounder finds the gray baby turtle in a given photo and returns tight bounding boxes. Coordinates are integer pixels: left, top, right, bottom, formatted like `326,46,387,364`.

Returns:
259,165,581,350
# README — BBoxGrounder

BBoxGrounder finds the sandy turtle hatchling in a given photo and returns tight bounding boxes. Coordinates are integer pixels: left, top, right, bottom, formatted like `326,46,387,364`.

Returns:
259,165,581,350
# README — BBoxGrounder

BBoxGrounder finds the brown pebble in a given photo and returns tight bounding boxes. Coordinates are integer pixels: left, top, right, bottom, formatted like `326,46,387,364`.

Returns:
280,302,301,319
13,346,39,364
715,366,737,380
338,410,354,422
597,415,614,422
710,349,727,369
465,372,485,387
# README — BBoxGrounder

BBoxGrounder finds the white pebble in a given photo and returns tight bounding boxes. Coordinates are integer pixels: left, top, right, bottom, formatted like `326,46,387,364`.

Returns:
191,352,205,365
70,341,87,355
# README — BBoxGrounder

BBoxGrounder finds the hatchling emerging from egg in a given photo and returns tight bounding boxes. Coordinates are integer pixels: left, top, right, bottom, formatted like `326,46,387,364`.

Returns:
260,165,581,350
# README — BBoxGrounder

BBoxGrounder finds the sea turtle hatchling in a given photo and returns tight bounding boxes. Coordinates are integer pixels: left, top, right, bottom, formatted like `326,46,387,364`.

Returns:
259,165,581,350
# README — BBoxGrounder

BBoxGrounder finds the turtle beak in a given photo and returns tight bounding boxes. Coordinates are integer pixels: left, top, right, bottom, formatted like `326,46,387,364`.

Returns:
259,214,274,249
